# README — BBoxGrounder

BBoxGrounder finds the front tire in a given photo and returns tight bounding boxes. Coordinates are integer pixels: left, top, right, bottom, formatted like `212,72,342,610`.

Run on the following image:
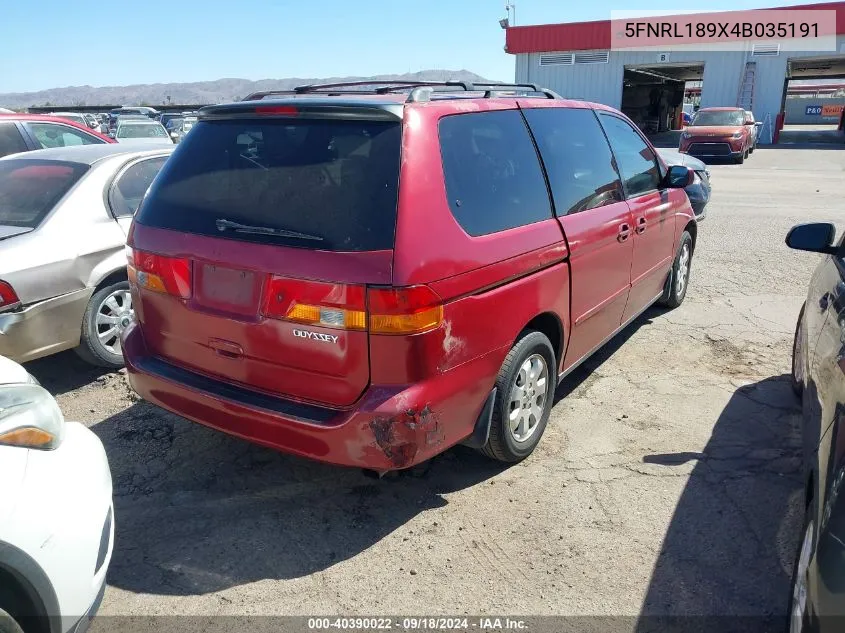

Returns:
789,497,817,633
482,330,556,463
734,150,746,164
75,281,133,369
659,231,693,309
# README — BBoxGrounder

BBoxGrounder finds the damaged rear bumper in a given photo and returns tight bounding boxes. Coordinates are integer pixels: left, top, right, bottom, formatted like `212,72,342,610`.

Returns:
0,288,92,363
121,321,505,470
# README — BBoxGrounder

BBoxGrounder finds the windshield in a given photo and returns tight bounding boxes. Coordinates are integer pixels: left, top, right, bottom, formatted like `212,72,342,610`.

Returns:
136,117,401,251
0,160,89,228
691,110,745,126
117,123,168,138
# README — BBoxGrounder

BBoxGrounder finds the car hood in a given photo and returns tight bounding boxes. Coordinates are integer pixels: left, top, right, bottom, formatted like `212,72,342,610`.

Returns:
115,137,171,145
0,225,34,241
685,125,743,137
657,149,706,171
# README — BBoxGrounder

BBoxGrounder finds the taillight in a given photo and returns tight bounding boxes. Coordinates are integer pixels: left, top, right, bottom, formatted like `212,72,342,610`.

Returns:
368,285,443,334
262,278,443,335
264,278,366,330
255,106,298,115
0,280,20,311
126,246,192,299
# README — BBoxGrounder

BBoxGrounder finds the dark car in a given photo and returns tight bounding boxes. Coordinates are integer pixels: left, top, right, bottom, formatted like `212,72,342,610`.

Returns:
679,107,754,164
122,81,696,473
788,222,845,632
657,148,710,220
0,113,115,159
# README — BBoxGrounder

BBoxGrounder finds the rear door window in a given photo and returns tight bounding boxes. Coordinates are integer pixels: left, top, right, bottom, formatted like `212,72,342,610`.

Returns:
109,156,168,217
136,118,401,251
438,110,552,236
0,160,89,228
597,113,662,198
25,122,104,148
523,108,623,216
0,123,28,158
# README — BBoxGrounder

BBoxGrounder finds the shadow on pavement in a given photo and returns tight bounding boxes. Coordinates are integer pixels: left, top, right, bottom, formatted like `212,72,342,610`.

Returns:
94,399,508,596
25,350,114,395
635,375,804,632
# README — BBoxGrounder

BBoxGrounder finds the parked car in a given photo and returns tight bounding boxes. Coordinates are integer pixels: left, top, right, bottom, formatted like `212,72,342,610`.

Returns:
107,107,158,134
0,144,174,367
679,106,753,164
656,148,711,219
114,120,171,145
0,354,113,633
48,112,89,128
122,81,697,472
83,113,99,129
744,109,761,151
787,222,845,632
0,113,114,159
166,116,197,143
158,113,184,130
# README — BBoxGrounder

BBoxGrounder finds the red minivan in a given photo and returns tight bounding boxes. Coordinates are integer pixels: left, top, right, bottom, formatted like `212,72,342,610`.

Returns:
122,81,697,472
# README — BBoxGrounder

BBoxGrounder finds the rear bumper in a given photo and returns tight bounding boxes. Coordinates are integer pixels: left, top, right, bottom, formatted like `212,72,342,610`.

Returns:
121,321,503,470
0,289,92,363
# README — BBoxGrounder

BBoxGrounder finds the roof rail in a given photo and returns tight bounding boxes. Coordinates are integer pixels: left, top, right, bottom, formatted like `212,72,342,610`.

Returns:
241,80,562,103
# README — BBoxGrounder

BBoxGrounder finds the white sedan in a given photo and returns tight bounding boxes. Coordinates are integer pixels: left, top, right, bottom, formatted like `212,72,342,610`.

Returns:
0,356,113,633
114,120,172,145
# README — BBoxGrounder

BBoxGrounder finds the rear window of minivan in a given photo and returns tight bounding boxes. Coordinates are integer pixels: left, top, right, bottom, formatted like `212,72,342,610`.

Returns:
135,118,402,252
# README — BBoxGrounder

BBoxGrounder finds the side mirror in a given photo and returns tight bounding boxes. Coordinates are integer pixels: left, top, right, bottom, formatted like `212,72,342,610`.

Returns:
786,223,838,255
665,165,693,188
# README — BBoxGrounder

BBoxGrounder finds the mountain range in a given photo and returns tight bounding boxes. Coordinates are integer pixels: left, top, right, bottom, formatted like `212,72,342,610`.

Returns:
0,70,496,109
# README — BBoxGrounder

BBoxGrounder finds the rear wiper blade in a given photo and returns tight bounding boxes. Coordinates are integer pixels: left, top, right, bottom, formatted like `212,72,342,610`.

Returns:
215,218,323,241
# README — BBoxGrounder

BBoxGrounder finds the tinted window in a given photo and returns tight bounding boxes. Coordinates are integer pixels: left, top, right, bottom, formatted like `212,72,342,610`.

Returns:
110,157,167,217
27,122,104,148
136,118,401,251
691,110,745,126
117,123,168,139
523,108,623,216
439,110,552,236
598,113,661,197
0,160,89,228
0,123,27,159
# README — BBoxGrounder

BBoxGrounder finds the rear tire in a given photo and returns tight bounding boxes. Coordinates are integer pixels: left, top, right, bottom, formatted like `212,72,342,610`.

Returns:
788,494,817,633
659,231,693,309
75,281,133,369
481,330,556,463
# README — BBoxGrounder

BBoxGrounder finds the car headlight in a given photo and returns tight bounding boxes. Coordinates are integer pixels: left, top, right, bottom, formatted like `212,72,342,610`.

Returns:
0,384,64,450
732,131,743,139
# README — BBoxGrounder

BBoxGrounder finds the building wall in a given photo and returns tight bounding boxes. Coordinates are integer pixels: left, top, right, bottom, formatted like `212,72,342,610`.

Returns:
784,96,845,123
515,36,845,144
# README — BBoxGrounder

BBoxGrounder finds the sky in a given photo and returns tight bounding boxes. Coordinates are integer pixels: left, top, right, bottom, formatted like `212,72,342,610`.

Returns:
0,0,836,93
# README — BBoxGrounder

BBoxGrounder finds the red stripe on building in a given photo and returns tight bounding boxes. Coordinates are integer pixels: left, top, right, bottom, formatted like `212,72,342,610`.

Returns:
505,1,845,54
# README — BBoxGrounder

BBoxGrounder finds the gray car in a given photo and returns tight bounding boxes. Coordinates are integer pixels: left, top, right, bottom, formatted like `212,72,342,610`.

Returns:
657,148,711,220
0,143,174,367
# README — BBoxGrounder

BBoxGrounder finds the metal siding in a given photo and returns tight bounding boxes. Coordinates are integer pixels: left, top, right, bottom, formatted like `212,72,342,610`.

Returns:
516,37,845,143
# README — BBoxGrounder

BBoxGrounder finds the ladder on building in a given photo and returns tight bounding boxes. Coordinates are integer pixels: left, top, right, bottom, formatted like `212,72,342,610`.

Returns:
736,61,756,111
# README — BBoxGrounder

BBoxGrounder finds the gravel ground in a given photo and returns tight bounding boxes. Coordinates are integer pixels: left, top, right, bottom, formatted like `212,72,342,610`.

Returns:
23,146,845,621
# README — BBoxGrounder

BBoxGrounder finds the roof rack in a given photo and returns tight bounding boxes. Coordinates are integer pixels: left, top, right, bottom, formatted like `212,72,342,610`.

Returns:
241,81,561,103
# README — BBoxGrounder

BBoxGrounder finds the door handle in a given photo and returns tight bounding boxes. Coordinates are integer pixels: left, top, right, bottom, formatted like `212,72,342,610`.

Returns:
209,338,243,359
617,223,631,242
635,217,647,234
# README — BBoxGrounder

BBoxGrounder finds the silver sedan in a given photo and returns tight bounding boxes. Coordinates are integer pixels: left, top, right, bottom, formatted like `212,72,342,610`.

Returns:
0,143,174,367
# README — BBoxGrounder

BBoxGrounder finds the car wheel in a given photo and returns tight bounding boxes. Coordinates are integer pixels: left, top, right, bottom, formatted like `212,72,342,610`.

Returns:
659,231,693,309
0,609,24,633
735,150,745,164
482,330,556,463
75,281,133,369
792,304,807,397
789,498,816,633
